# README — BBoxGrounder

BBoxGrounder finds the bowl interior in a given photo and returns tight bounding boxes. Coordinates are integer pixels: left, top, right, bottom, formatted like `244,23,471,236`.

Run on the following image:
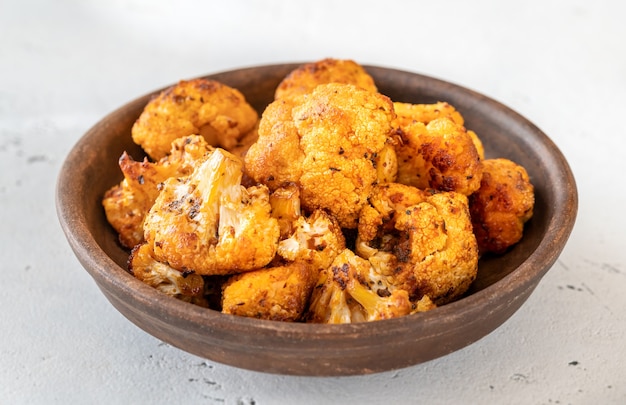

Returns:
56,63,577,375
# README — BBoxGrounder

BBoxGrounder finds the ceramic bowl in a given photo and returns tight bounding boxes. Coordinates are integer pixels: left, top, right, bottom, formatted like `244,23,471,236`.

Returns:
56,63,577,376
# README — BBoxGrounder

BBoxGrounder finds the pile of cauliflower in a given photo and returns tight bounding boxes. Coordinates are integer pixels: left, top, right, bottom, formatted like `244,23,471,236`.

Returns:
103,58,535,323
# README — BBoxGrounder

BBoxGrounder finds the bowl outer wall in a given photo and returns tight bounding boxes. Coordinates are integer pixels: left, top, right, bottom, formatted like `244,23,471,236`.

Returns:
55,63,577,376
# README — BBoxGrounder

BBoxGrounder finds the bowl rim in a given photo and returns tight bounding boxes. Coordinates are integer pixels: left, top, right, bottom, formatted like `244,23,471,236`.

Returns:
55,62,578,370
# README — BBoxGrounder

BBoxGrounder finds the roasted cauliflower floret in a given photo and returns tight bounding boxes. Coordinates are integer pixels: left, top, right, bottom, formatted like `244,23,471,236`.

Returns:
244,98,304,190
395,117,483,196
356,183,478,305
144,148,280,275
277,209,346,273
394,101,484,159
245,82,396,228
274,58,378,102
131,79,258,160
394,101,465,128
467,130,484,161
469,158,535,255
307,249,415,324
269,183,302,239
128,243,208,306
221,261,316,321
102,135,214,248
375,140,400,184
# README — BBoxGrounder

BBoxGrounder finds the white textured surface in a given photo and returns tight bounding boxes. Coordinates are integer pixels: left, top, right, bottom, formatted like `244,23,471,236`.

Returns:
2,0,625,403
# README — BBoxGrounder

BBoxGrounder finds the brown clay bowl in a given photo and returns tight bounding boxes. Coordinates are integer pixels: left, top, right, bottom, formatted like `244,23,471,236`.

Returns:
56,63,578,376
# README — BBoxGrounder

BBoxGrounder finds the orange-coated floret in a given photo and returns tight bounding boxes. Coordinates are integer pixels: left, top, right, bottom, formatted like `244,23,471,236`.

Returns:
274,58,378,102
245,82,396,228
143,148,280,275
277,209,346,273
306,249,416,324
395,117,483,196
132,78,258,160
221,261,317,321
102,135,214,248
469,158,534,255
394,101,484,159
128,243,208,307
356,183,478,305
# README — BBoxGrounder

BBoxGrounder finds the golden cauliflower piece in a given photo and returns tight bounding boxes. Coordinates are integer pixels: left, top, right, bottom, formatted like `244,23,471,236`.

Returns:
469,158,535,255
143,148,280,275
274,58,378,102
102,135,214,248
307,249,415,324
221,261,316,321
245,83,396,228
132,78,258,160
277,209,346,273
394,101,465,128
269,183,302,239
395,117,483,196
394,101,485,159
128,243,208,306
356,183,478,305
243,98,304,191
468,131,485,161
